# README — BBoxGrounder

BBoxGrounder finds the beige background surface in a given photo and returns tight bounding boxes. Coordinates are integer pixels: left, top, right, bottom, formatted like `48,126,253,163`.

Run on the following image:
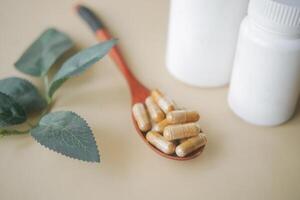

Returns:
0,0,300,199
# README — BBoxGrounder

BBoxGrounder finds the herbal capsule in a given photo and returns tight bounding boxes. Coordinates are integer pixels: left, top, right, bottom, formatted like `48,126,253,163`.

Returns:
163,123,200,141
167,110,200,124
146,131,176,154
151,89,175,113
179,138,188,144
145,96,165,122
132,103,151,132
176,134,207,157
152,119,169,133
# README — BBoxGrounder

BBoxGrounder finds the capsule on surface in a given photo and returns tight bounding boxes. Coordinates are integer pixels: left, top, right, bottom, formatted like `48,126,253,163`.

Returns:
163,123,200,141
145,96,165,122
167,110,200,124
151,89,175,113
146,131,176,154
176,134,207,157
132,103,151,132
152,119,169,133
179,138,188,144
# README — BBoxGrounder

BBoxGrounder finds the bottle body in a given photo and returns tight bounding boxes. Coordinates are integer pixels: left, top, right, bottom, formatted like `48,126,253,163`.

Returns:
166,0,248,87
228,17,300,126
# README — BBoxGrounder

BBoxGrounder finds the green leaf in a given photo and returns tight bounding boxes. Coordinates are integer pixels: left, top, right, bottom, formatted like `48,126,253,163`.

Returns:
0,92,27,127
0,77,47,114
48,39,116,97
15,28,74,77
31,111,100,162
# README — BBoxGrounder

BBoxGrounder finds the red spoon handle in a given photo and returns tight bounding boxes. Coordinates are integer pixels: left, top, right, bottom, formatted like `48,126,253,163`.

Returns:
76,5,149,103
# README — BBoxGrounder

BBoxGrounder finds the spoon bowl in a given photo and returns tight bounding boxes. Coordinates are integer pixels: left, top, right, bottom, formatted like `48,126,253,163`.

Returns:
76,5,206,160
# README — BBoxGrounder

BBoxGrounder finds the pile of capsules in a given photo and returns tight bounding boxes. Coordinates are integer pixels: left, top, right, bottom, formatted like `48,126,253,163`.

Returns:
132,89,207,157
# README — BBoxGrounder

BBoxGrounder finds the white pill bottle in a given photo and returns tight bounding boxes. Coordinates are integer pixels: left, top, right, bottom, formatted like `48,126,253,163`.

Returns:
228,0,300,126
166,0,249,87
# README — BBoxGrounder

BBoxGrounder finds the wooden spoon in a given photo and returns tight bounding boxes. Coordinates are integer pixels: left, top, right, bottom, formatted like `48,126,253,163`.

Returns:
76,5,205,160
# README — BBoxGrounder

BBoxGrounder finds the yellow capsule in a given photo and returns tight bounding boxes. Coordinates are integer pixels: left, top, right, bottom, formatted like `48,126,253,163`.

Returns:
176,134,207,157
132,103,151,132
146,131,176,154
151,89,175,113
179,138,188,144
167,110,200,124
163,123,200,141
145,96,165,122
152,119,169,133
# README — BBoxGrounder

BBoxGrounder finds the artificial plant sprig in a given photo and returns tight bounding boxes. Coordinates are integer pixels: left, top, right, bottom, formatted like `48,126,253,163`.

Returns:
0,28,116,162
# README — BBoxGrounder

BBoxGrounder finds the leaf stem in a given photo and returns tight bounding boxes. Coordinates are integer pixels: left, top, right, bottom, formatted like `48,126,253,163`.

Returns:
26,121,35,128
43,75,52,104
44,74,49,89
0,128,30,136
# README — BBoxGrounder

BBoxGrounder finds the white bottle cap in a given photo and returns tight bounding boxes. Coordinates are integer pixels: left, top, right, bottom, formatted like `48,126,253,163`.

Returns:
248,0,300,35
